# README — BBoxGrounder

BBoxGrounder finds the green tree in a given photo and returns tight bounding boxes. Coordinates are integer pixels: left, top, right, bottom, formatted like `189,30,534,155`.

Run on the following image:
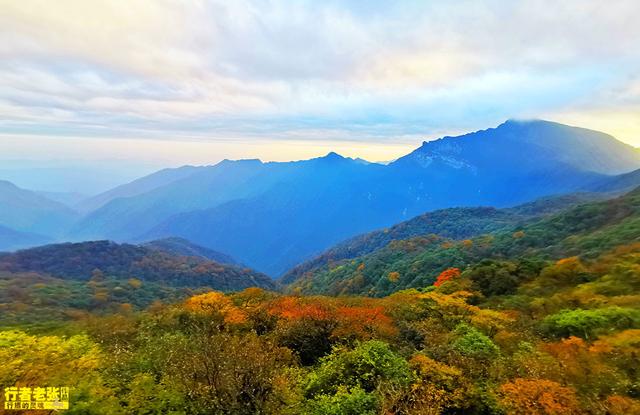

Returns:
304,340,411,413
541,307,640,339
451,324,500,358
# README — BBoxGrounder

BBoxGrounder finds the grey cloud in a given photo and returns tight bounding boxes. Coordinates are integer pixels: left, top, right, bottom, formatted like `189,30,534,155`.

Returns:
0,0,639,147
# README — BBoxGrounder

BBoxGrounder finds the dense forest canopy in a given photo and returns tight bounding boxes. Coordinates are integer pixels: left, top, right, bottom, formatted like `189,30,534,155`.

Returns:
1,188,639,414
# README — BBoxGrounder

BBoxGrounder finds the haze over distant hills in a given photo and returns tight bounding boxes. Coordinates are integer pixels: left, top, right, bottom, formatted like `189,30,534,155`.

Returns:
0,180,79,238
60,119,640,276
0,160,160,195
76,165,202,214
0,225,52,252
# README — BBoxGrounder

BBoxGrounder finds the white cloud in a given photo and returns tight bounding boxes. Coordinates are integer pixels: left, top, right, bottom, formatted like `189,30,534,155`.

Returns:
0,0,639,156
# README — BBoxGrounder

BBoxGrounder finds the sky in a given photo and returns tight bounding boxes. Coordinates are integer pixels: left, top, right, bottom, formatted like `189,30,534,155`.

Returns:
1,0,640,171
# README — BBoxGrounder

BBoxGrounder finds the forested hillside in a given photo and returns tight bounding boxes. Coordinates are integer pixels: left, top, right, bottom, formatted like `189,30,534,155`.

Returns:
286,187,640,296
282,192,604,284
0,240,275,291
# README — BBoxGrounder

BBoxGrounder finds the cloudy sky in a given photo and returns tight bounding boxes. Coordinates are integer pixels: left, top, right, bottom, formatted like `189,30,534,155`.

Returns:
1,0,639,167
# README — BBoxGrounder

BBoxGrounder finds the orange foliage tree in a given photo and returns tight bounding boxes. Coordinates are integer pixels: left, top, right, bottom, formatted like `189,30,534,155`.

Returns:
434,268,461,287
333,305,397,340
499,378,581,415
606,395,640,415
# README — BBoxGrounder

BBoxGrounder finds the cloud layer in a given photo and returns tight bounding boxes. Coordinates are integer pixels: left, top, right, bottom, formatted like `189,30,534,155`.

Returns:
1,0,639,163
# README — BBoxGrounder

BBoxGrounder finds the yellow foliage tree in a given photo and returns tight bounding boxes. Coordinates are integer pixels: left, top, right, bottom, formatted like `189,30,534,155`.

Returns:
184,292,246,324
127,278,142,289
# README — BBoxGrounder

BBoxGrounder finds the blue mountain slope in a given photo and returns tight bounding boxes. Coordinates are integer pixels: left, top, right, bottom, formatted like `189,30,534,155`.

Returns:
75,165,201,213
146,154,397,274
0,224,52,252
396,119,639,174
0,180,79,237
36,191,88,208
584,168,640,194
70,160,270,240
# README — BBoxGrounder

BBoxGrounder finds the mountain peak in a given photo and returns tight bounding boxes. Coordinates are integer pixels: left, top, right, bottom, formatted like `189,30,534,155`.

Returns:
311,152,349,163
394,119,639,175
323,151,345,160
500,117,539,125
353,157,372,165
498,118,562,129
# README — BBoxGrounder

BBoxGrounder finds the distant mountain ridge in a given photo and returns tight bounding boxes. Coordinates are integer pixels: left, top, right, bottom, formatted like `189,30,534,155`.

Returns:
70,159,273,241
585,168,640,194
0,225,52,252
66,119,640,276
76,165,201,213
142,237,240,266
35,191,88,208
0,180,79,237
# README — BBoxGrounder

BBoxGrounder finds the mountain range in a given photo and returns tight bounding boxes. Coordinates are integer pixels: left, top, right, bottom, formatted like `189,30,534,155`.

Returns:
2,119,640,276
